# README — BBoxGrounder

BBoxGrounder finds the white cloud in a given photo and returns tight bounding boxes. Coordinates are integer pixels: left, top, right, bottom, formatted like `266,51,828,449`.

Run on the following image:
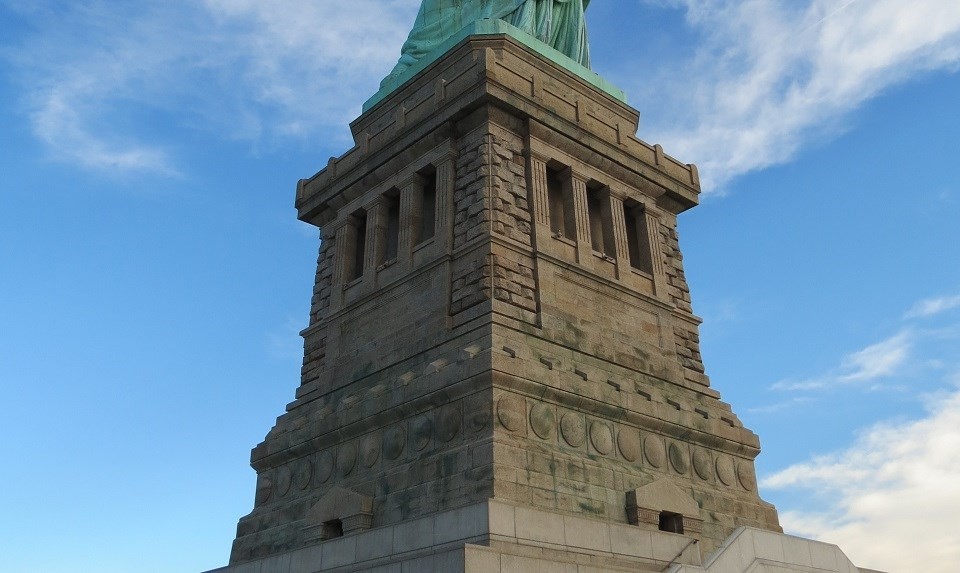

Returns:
769,377,828,392
7,0,960,185
906,294,960,319
199,0,420,138
2,0,420,175
837,330,911,382
772,330,912,391
762,386,960,572
1,2,239,175
632,0,960,191
28,72,178,175
772,290,960,394
2,2,197,174
746,396,814,414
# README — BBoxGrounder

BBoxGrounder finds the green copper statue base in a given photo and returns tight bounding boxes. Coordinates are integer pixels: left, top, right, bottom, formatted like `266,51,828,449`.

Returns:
364,18,624,113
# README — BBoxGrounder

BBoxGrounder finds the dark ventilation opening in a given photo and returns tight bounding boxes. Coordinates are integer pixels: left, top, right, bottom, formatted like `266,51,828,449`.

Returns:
546,165,574,238
624,203,653,274
323,519,344,539
385,191,401,262
419,167,437,243
351,212,367,281
659,511,684,534
587,189,605,253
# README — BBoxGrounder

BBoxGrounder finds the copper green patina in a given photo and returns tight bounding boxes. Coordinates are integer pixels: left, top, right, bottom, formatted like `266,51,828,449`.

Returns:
385,0,591,85
365,0,618,112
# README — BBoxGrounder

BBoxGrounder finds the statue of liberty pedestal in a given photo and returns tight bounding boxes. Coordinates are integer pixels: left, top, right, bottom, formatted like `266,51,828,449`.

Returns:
217,0,822,570
383,0,590,87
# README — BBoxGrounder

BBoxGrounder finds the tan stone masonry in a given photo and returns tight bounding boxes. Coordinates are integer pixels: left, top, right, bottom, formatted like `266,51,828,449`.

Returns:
224,34,782,569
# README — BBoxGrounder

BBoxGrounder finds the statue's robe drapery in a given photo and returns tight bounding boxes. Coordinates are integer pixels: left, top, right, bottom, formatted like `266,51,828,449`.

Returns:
383,0,590,87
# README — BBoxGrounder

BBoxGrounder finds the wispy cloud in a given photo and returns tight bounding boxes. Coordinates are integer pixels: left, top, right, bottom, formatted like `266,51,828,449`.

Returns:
631,0,960,191
837,330,912,382
1,0,419,175
746,396,814,414
906,293,960,319
29,73,179,175
769,378,829,392
773,289,960,393
762,386,960,572
199,0,419,138
772,330,912,391
6,0,960,185
2,2,199,175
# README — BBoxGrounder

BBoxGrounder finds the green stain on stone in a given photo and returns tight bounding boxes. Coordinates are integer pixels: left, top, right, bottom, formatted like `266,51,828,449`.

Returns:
577,500,604,515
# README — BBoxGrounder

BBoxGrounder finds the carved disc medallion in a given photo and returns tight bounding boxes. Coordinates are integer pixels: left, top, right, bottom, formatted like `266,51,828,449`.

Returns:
275,465,292,497
643,435,666,468
384,425,406,460
737,461,757,491
337,442,357,477
497,397,525,432
716,457,736,486
466,404,491,433
617,428,641,462
590,422,613,455
437,405,462,442
560,412,586,447
315,450,334,484
293,459,312,490
360,433,381,468
693,448,712,480
668,442,689,474
254,475,272,505
411,415,433,451
530,403,555,440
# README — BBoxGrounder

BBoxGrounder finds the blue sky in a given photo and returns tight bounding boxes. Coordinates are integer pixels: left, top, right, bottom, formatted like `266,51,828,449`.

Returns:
1,1,958,572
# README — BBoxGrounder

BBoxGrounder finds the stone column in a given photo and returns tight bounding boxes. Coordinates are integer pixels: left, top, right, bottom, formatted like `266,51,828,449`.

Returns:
644,209,668,298
605,188,631,279
567,169,592,264
526,151,556,253
435,152,457,253
364,196,388,283
399,174,424,268
330,217,356,311
527,153,550,227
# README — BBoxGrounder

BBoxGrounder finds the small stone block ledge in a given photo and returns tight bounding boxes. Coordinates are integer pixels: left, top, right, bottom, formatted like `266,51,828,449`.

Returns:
204,500,879,573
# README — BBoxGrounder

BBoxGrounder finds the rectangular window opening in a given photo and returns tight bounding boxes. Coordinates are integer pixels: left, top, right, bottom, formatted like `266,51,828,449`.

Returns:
547,166,575,238
385,192,401,262
587,185,617,257
659,511,684,534
323,519,344,539
419,169,437,243
625,204,654,274
588,190,605,253
350,211,367,282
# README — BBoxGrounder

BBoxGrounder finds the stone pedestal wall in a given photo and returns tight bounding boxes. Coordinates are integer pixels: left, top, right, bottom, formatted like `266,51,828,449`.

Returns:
225,33,781,569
